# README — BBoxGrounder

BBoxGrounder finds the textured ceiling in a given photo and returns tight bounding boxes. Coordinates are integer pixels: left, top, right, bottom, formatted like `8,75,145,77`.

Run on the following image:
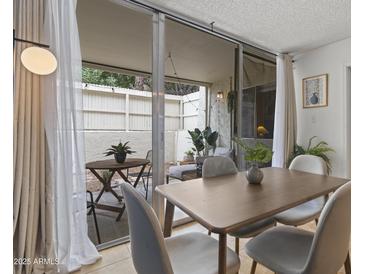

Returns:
144,0,351,53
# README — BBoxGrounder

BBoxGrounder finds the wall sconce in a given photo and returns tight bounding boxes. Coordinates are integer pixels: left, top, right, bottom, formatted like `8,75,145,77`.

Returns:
14,33,57,75
216,91,224,102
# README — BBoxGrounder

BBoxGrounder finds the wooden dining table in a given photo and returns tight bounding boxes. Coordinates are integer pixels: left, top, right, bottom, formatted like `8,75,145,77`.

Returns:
155,167,349,274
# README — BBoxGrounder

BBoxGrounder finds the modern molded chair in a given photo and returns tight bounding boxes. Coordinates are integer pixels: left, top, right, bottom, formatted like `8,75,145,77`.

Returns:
274,155,327,226
121,182,241,274
202,156,275,254
245,182,351,274
202,155,238,178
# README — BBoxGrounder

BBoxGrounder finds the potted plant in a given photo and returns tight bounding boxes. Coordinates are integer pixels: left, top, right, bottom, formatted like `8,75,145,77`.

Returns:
184,149,195,161
234,137,273,184
188,127,219,176
104,141,135,164
288,136,334,174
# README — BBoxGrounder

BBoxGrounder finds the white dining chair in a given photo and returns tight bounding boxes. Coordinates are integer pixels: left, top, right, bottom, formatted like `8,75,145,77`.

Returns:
121,182,241,274
274,155,327,226
202,156,276,255
245,182,351,274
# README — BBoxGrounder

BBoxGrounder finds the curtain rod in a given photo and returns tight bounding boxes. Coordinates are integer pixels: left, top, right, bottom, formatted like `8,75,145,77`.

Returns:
122,0,278,57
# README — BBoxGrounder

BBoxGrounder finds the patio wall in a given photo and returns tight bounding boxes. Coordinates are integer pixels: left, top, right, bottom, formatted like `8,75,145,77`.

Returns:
82,84,207,163
84,131,177,163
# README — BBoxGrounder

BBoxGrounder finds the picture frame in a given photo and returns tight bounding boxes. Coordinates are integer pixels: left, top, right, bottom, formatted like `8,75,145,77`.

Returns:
302,74,328,108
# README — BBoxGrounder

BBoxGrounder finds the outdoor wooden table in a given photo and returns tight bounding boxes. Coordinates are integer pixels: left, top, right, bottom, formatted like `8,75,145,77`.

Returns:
86,158,149,221
156,167,349,274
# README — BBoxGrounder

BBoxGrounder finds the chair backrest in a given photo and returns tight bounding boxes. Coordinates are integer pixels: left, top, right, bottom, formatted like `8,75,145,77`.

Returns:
289,155,327,175
146,149,152,162
121,183,173,274
303,182,351,274
202,156,238,178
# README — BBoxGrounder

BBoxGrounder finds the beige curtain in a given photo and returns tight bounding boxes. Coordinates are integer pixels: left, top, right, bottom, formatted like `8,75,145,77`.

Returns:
13,0,55,273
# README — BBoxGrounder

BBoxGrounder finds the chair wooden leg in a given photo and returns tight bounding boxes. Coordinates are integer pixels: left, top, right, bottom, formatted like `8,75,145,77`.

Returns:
235,237,240,254
250,260,257,274
208,230,211,236
315,218,319,225
344,252,351,274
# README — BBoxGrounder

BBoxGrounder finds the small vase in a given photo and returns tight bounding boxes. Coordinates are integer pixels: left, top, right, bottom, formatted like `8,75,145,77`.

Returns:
114,152,126,163
246,164,264,184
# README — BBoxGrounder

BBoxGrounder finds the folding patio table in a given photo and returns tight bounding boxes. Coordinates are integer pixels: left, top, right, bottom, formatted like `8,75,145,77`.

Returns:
86,158,149,221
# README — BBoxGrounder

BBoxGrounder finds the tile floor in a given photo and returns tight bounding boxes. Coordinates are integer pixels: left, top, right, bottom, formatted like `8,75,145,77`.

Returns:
73,220,347,274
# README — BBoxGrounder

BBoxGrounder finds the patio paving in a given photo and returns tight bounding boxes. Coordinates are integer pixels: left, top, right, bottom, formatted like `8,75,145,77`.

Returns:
86,169,191,245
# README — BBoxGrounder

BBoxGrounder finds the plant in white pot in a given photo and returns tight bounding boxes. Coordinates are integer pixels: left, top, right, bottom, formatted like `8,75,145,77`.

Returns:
184,149,195,161
104,141,135,164
234,137,273,184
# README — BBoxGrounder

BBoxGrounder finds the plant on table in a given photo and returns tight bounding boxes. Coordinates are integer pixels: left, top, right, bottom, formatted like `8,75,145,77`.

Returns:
288,136,334,174
234,137,273,184
104,141,135,163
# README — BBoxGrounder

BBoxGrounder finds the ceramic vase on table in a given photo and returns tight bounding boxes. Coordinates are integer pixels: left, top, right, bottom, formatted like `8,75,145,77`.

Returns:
246,163,263,184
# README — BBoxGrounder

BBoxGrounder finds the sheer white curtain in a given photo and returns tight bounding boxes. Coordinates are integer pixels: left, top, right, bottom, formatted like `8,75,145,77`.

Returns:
272,54,297,168
43,0,101,272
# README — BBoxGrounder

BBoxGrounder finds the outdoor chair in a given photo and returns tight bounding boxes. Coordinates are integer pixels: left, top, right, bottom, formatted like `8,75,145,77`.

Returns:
128,149,152,200
245,182,351,274
86,190,101,244
121,182,241,274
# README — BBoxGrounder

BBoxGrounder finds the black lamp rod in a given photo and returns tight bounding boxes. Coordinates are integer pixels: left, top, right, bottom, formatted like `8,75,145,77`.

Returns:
14,37,49,48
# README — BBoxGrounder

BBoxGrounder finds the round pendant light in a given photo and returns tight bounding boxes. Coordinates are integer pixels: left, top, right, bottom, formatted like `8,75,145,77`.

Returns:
20,46,57,75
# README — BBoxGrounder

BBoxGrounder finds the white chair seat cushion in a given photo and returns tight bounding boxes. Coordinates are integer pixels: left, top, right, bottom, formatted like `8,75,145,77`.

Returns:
274,197,325,226
165,232,240,274
245,226,314,274
168,164,196,180
229,217,275,238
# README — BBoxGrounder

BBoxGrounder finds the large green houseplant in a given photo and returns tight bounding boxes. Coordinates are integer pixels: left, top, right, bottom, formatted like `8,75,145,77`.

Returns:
188,127,219,176
188,127,219,157
288,136,334,174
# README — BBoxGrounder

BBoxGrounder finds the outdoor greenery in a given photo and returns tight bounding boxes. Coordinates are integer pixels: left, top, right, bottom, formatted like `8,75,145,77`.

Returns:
82,67,199,95
288,136,334,174
188,127,219,157
234,137,273,164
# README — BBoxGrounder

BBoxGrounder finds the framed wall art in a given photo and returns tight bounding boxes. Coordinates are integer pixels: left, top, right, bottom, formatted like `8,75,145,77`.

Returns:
302,74,328,108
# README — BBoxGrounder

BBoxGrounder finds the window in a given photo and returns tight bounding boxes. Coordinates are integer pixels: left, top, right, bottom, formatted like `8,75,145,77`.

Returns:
242,82,276,139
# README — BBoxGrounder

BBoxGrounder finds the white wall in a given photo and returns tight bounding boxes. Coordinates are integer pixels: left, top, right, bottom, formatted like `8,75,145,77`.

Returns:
293,38,351,177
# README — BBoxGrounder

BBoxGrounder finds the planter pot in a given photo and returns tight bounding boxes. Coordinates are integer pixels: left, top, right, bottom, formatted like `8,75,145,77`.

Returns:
195,156,210,177
246,164,264,184
183,155,194,162
114,152,127,163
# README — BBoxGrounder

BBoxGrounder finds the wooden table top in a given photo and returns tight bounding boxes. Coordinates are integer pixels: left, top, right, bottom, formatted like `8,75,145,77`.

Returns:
156,167,349,234
86,158,149,170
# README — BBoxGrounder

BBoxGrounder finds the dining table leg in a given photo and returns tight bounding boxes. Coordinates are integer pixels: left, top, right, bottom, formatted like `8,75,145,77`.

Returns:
218,233,227,274
163,200,175,238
